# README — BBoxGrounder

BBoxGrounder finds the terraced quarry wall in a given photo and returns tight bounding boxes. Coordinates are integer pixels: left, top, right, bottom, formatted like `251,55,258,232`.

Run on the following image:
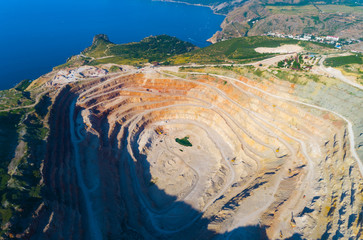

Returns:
26,67,363,239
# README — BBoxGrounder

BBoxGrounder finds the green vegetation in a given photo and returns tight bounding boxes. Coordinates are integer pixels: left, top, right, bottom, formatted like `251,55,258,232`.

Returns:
175,136,193,147
266,5,319,15
0,111,23,170
0,88,49,236
0,110,23,234
318,4,363,14
310,74,321,82
171,36,332,65
0,208,12,226
57,35,334,69
339,64,363,84
254,68,263,77
0,110,47,236
274,70,307,85
325,54,363,67
53,55,92,70
78,35,330,67
109,35,195,61
177,63,327,87
0,88,34,111
35,95,52,118
89,56,141,66
15,79,32,92
276,54,314,71
109,65,121,72
83,35,196,66
170,36,301,65
292,59,301,69
83,34,113,58
298,41,334,50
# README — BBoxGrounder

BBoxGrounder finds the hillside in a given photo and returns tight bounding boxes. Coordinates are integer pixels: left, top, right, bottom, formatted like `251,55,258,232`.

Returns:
169,36,333,64
211,1,363,44
57,34,197,69
178,0,363,51
57,35,334,68
176,0,362,14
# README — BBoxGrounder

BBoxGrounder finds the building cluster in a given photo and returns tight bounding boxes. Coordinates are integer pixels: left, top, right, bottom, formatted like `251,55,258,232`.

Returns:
48,66,108,87
265,32,361,49
276,53,317,71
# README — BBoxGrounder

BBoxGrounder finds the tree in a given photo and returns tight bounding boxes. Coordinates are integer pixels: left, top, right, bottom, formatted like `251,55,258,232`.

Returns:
292,60,300,70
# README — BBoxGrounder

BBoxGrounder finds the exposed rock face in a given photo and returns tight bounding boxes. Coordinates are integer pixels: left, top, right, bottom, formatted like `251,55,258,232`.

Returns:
30,68,362,239
92,34,111,45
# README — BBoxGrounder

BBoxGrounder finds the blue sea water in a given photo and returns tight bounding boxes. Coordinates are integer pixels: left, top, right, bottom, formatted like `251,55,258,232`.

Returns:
0,0,224,90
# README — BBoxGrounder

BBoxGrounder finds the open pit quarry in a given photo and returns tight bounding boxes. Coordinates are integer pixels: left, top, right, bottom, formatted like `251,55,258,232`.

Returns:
26,66,363,240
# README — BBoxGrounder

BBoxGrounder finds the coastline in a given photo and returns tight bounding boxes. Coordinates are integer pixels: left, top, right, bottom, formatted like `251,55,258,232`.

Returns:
2,0,225,91
154,0,226,43
153,0,227,16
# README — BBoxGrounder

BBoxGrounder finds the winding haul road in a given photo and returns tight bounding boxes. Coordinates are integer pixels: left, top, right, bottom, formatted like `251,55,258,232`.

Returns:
69,99,103,240
318,55,363,91
85,68,311,234
61,55,362,238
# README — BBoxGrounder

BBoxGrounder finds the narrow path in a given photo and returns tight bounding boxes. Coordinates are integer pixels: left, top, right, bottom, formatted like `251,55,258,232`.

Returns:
69,99,103,240
0,90,49,113
319,55,363,91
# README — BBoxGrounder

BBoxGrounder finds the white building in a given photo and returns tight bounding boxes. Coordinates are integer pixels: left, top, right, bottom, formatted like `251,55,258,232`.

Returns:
325,36,339,42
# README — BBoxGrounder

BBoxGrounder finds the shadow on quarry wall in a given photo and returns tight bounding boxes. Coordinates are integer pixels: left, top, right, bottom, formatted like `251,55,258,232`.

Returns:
99,109,273,240
36,88,303,240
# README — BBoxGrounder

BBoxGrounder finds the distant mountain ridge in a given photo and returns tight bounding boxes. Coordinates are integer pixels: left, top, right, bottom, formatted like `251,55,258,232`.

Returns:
179,0,362,51
163,0,363,51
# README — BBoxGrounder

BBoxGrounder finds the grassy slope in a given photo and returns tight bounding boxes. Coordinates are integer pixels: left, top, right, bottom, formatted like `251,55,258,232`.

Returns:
170,36,332,64
325,54,363,84
0,86,49,236
0,111,22,227
170,36,292,64
82,35,114,58
325,54,363,67
84,35,197,66
55,35,334,68
0,80,35,111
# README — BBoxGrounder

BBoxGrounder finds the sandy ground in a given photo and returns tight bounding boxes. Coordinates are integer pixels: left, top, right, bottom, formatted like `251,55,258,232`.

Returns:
255,45,303,54
251,54,296,67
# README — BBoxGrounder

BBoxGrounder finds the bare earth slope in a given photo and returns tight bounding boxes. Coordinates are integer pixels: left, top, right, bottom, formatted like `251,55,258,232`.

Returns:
23,64,363,239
